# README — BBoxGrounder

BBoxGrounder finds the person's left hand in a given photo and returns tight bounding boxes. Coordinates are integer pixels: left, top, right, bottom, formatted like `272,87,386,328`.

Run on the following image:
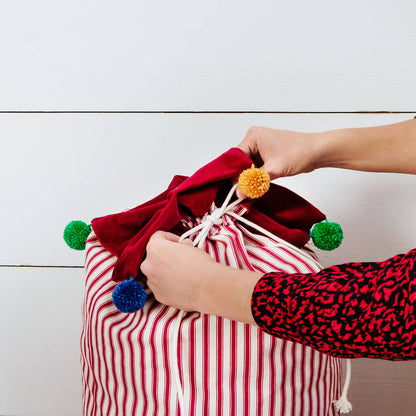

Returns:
140,231,221,312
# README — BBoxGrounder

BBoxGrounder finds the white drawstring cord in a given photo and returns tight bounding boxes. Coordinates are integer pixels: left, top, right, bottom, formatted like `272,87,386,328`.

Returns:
172,183,352,413
333,358,353,413
225,210,323,269
179,183,243,247
171,185,243,413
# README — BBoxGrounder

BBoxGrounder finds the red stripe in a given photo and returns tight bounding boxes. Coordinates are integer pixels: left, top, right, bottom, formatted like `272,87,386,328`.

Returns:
216,237,231,266
127,313,141,415
95,302,118,415
138,301,159,416
323,357,329,415
162,311,179,416
246,247,297,273
85,235,98,257
149,306,170,415
86,251,114,284
299,342,306,416
177,312,183,414
256,330,264,415
216,316,223,416
83,238,137,415
203,313,210,416
86,261,116,316
91,299,112,416
84,245,116,416
243,228,316,273
203,239,211,416
221,232,241,268
108,310,135,415
258,245,303,273
308,349,316,415
189,312,197,416
230,321,237,415
88,287,114,382
278,246,316,273
269,338,277,415
85,287,113,414
111,312,134,415
85,245,107,271
316,351,323,416
243,325,251,416
223,220,255,271
290,342,297,416
211,241,224,416
331,358,337,416
82,287,97,414
280,340,287,416
85,261,115,316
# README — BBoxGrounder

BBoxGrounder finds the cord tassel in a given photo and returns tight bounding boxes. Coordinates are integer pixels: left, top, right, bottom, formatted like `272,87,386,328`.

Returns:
333,359,353,413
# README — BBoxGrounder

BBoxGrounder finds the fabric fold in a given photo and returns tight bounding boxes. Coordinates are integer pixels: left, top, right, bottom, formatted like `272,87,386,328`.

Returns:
91,147,325,282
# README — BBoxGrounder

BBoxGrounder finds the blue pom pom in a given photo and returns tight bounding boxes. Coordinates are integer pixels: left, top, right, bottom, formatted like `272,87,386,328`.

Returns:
112,277,147,313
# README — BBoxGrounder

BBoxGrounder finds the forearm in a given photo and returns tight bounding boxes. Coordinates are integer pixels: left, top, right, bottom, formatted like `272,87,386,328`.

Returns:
251,248,416,360
313,118,416,174
197,263,261,326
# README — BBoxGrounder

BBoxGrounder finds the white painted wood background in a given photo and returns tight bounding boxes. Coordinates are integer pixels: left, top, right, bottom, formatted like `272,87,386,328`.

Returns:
1,1,415,415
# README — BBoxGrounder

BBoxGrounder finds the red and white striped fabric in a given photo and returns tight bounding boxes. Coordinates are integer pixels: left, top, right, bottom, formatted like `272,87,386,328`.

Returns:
81,202,342,416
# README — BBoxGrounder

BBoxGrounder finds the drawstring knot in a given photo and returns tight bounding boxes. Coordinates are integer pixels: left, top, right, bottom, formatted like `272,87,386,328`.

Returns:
204,211,223,226
179,183,243,248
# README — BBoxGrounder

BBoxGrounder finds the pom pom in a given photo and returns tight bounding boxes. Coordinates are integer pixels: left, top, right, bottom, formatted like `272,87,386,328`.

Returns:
63,220,91,250
238,164,270,199
112,277,147,313
310,220,343,251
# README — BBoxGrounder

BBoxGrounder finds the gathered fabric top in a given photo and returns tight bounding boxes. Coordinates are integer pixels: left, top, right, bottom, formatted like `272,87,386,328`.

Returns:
91,147,325,283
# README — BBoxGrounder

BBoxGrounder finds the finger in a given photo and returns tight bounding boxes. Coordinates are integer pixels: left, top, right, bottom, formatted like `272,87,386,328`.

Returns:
261,162,278,181
179,238,194,246
151,230,180,243
230,176,248,200
236,187,248,200
238,131,262,165
237,129,257,157
237,140,250,156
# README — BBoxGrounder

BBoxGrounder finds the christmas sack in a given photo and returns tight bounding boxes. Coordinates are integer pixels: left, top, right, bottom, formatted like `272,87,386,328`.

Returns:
80,148,346,416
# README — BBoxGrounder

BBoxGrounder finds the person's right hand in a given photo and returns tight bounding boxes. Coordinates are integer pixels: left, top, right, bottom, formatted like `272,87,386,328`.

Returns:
238,126,320,181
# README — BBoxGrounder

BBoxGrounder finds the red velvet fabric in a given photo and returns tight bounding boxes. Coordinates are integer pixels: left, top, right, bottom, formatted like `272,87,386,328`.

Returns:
91,147,326,283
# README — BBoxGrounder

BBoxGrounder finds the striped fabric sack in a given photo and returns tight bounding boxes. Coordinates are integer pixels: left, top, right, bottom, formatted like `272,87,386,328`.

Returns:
81,192,343,416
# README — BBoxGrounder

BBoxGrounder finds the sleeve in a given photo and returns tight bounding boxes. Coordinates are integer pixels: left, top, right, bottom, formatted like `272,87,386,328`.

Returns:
251,248,416,360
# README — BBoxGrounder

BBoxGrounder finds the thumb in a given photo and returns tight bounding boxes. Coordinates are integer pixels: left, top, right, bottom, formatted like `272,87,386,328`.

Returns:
152,230,180,243
179,237,194,247
236,187,248,200
231,176,249,200
261,162,278,181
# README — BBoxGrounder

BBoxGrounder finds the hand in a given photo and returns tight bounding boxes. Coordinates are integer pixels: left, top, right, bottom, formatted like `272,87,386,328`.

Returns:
141,230,262,324
238,126,319,180
239,120,416,177
140,231,221,312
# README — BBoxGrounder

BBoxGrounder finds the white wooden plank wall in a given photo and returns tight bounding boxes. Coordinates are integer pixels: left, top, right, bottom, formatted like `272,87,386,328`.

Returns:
1,1,415,415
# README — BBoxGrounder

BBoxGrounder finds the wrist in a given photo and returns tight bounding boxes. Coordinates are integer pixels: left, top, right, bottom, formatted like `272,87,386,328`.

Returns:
311,128,357,170
197,263,262,325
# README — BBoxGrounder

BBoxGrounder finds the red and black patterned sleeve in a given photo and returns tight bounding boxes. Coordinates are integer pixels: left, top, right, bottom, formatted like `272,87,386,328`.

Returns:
251,248,416,360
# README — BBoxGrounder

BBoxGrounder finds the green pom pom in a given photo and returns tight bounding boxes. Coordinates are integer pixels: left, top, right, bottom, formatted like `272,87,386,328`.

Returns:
311,220,343,251
64,220,91,250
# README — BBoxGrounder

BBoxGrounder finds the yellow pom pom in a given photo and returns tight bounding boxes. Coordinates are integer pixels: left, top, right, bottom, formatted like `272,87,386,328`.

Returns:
238,164,270,199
